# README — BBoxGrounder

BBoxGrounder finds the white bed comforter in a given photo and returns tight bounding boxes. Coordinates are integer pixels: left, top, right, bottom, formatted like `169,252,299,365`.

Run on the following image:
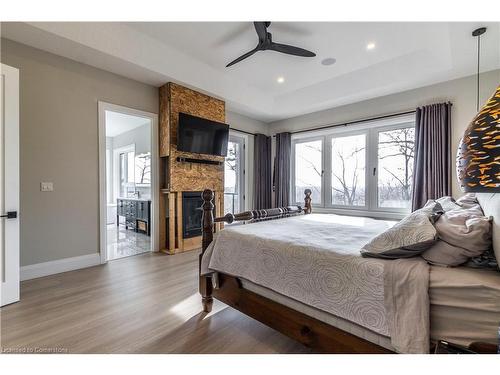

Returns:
201,214,430,353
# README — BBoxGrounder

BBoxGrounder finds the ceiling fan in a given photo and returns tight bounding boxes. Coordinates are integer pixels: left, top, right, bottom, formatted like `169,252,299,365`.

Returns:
226,22,316,67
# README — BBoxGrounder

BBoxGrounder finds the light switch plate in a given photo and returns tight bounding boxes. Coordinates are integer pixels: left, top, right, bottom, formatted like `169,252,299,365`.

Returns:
40,182,54,192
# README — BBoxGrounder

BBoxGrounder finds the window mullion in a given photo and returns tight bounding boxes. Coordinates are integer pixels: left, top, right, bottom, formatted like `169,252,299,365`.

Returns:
323,135,331,208
367,129,378,211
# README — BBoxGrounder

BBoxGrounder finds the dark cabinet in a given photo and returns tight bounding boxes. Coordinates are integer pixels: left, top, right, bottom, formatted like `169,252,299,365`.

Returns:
117,198,151,236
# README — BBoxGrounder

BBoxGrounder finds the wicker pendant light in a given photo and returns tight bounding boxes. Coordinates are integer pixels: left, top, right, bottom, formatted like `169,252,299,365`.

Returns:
456,27,500,192
457,84,500,191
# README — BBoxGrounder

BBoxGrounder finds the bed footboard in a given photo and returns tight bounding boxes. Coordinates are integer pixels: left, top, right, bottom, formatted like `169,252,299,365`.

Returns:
199,189,312,312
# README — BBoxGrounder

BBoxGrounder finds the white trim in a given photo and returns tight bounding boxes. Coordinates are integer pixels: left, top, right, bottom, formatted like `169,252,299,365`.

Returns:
20,253,101,281
98,101,159,264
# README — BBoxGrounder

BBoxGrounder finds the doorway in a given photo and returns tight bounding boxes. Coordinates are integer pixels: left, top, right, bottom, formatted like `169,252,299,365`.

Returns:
98,102,158,262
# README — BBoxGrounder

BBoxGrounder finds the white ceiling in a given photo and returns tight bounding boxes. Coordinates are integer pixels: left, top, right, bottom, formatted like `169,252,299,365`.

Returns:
2,22,499,122
105,111,150,137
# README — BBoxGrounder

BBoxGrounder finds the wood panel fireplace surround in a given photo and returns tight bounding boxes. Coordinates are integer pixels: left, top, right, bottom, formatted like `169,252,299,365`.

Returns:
159,82,225,254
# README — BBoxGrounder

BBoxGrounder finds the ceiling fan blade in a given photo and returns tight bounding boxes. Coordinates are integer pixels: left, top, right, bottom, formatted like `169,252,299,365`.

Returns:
254,22,268,43
226,48,258,67
269,42,316,57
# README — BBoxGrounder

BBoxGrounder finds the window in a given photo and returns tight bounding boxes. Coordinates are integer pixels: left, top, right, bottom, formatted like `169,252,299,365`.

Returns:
224,134,245,214
135,152,151,186
377,128,415,209
119,150,135,197
294,139,323,204
292,115,415,216
331,134,366,206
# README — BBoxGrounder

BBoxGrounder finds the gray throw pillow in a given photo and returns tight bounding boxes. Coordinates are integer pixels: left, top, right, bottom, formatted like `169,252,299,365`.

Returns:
360,202,443,259
421,204,492,267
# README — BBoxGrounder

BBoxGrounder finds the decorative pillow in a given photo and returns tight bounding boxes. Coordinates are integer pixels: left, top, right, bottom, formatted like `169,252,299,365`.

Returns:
360,202,443,259
434,196,462,212
421,202,492,267
456,193,482,210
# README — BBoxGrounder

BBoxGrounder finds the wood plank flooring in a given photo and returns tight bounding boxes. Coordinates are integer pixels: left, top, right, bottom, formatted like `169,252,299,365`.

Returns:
0,251,311,354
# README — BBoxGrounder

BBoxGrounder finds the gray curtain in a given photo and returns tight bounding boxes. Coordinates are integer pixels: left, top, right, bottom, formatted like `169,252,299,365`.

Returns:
254,133,272,209
412,102,452,210
274,132,291,207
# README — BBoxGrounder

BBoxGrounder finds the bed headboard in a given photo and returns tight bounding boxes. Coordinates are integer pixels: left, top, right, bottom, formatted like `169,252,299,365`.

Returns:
476,193,500,262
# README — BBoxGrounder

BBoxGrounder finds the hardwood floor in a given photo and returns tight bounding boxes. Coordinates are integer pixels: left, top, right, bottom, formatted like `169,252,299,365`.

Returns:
0,251,311,354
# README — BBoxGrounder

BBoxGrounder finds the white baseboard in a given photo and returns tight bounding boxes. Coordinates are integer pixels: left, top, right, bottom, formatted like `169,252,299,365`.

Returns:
20,253,101,281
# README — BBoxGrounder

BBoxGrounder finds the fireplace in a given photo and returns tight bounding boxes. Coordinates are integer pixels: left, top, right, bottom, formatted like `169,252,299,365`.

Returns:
182,192,215,239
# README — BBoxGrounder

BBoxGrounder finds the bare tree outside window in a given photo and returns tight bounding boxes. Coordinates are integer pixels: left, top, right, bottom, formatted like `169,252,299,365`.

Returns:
294,140,322,204
135,152,151,184
377,127,415,208
224,141,240,214
331,134,366,206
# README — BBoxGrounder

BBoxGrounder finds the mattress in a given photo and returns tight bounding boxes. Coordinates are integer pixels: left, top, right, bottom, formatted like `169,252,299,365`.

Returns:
429,265,500,346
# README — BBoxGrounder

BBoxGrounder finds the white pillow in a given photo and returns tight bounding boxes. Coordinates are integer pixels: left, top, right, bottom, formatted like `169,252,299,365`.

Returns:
421,208,492,266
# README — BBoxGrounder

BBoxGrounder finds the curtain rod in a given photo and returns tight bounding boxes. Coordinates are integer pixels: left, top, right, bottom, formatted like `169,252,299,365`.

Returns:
229,127,256,136
230,107,444,138
273,110,418,137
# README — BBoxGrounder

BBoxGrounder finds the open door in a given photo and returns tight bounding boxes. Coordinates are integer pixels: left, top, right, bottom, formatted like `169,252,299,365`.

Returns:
1,64,20,306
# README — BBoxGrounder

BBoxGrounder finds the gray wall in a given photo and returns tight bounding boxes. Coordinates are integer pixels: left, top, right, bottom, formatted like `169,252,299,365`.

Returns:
112,123,151,155
269,69,500,198
1,39,159,266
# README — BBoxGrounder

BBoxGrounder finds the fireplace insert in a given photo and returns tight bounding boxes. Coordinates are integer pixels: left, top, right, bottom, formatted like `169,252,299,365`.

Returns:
182,191,215,238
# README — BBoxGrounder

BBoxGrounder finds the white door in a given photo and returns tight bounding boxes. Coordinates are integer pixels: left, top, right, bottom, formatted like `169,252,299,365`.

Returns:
0,64,20,306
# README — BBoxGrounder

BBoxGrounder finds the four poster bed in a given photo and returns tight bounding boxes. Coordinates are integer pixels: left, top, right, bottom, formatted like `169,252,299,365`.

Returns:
198,189,500,354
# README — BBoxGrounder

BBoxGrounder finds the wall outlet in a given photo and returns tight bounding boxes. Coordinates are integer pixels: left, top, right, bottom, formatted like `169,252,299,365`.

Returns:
40,182,54,192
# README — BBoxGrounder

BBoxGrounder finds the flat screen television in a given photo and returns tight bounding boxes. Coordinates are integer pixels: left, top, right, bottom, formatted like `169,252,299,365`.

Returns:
177,113,229,157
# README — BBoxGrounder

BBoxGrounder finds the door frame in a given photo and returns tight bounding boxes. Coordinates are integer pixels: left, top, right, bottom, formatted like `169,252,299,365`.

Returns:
226,132,247,213
1,63,20,306
98,101,159,264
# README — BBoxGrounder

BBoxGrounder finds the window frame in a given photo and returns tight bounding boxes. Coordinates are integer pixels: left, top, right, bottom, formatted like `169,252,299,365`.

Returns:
291,114,415,219
112,144,135,200
291,135,325,207
371,121,416,215
224,133,246,214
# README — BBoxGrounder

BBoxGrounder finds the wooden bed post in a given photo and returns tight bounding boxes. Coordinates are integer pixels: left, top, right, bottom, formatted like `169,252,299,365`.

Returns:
200,189,214,313
304,189,312,214
199,188,312,313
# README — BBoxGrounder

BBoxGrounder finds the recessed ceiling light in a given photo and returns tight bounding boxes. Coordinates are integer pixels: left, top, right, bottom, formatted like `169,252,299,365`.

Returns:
366,42,376,50
277,76,285,84
321,57,337,66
